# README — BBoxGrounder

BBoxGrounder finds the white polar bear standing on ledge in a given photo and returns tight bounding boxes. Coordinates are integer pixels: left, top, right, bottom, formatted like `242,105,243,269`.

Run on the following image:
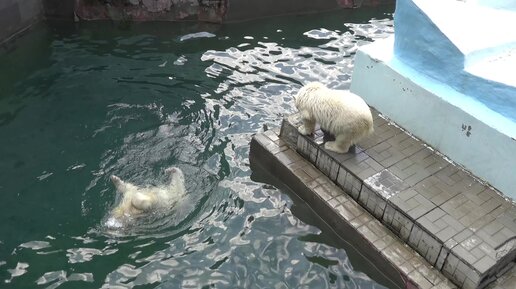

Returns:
294,82,374,154
109,167,187,222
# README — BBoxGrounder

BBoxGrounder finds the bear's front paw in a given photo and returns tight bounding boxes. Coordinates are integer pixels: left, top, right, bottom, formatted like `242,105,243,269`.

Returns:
298,125,313,135
165,167,177,174
111,175,122,184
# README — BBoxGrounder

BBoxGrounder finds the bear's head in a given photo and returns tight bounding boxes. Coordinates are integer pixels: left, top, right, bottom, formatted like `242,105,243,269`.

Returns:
294,81,326,110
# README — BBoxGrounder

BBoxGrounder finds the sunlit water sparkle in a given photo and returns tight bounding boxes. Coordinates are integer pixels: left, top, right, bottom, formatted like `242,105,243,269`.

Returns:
0,8,394,289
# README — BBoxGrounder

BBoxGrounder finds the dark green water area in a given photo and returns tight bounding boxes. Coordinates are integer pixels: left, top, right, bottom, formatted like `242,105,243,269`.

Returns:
0,7,395,289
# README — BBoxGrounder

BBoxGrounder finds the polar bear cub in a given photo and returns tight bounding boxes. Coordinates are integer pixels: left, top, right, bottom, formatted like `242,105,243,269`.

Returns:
109,167,187,219
294,82,374,154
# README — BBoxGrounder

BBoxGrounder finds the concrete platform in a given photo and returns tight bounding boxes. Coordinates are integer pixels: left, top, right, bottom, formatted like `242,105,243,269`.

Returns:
250,129,454,289
250,109,516,289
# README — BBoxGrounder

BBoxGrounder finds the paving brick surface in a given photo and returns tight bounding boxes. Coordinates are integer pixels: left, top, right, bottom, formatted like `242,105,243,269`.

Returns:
250,129,454,289
274,111,516,289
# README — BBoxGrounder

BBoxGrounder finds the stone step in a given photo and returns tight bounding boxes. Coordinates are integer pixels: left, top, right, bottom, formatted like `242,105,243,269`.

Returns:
250,128,455,289
278,110,516,289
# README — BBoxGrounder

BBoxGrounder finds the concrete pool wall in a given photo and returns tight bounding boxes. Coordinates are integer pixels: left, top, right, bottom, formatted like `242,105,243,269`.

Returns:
0,0,43,43
73,0,393,23
0,0,75,44
1,0,395,43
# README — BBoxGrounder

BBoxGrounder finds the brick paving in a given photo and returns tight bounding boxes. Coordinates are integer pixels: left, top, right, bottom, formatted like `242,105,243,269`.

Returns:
250,129,455,289
253,109,516,289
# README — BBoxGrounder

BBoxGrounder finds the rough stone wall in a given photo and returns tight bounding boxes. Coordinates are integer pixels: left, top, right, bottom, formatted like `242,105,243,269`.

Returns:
42,0,76,19
0,0,393,43
0,0,43,43
75,0,228,23
73,0,394,23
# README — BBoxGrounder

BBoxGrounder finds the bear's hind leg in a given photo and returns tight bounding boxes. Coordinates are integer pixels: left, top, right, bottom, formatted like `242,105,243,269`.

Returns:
111,175,137,194
324,134,351,154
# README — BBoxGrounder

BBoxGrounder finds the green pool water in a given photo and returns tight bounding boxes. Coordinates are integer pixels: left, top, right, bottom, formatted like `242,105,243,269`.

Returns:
0,7,395,289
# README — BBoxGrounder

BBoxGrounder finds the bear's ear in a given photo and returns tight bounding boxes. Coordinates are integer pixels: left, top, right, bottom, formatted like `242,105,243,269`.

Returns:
302,82,324,95
132,192,153,211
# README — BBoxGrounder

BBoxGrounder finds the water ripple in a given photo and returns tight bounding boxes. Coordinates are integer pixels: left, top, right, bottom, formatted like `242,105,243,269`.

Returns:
0,9,395,289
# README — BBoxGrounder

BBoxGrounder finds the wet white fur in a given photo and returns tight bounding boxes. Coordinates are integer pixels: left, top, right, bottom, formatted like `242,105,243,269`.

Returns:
109,167,186,219
294,82,373,153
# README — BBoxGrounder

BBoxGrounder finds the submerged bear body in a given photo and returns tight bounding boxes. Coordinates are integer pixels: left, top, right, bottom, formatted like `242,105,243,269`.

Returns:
106,167,186,228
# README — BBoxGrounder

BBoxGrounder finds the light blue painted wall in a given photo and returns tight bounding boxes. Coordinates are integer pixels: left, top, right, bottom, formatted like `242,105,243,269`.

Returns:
475,0,516,11
351,37,516,199
393,0,516,125
350,0,516,198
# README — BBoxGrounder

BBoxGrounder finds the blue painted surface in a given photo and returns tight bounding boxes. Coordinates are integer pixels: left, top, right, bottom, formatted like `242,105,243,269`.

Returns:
393,0,516,125
351,0,516,198
475,0,516,11
351,37,516,199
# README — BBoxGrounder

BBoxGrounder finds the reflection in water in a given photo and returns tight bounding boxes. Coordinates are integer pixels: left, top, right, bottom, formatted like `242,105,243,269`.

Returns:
0,9,395,289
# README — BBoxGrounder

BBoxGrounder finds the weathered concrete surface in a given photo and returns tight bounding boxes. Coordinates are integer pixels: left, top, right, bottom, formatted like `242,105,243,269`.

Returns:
75,0,226,22
0,0,43,44
225,0,339,22
250,128,455,289
1,0,394,42
269,110,516,289
73,0,394,23
42,0,76,19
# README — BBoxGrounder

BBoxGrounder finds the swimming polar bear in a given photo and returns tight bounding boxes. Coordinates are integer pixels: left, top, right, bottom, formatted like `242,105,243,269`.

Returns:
294,82,374,154
109,167,187,222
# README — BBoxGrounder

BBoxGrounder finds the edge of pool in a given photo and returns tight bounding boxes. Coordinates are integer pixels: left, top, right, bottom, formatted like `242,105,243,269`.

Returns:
249,128,455,289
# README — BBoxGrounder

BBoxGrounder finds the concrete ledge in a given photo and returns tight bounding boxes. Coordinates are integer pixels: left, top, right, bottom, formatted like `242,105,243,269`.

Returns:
250,129,456,289
250,128,454,288
275,111,516,289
